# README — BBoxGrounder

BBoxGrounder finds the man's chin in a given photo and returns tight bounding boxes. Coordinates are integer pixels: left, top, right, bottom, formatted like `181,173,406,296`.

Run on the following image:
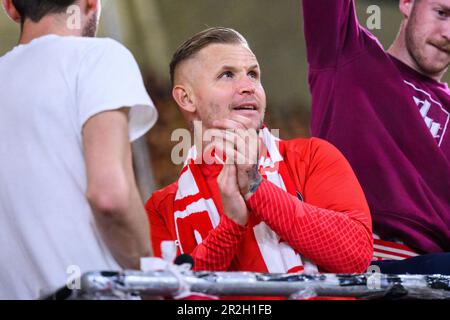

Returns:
231,111,263,128
421,62,449,78
248,120,264,131
413,51,448,78
422,47,450,74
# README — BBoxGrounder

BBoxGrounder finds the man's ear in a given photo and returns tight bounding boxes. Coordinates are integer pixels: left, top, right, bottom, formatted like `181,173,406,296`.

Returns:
399,0,414,19
172,85,196,114
84,0,100,15
2,0,22,24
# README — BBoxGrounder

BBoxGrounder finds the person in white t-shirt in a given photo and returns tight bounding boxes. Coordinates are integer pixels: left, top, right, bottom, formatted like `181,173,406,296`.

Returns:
0,0,158,299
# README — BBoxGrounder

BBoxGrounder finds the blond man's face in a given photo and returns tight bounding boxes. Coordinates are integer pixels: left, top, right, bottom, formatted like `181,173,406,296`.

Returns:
184,43,267,131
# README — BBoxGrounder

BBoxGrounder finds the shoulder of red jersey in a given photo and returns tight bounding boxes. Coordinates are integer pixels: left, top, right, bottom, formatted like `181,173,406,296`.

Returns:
283,137,339,157
145,182,178,212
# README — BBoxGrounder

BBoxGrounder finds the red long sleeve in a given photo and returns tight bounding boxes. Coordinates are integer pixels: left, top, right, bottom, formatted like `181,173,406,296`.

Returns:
191,215,246,271
247,179,373,273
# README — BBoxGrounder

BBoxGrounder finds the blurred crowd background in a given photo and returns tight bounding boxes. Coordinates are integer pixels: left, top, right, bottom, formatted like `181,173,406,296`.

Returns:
2,0,440,198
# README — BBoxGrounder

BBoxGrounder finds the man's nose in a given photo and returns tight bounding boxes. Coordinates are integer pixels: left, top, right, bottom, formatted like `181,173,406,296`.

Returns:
441,21,450,43
237,76,256,95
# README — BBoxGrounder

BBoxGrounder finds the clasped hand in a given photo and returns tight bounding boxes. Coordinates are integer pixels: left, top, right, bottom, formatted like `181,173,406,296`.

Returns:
202,115,262,226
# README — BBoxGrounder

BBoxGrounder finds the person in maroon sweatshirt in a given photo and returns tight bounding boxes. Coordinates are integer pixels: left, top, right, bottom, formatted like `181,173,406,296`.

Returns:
302,0,450,274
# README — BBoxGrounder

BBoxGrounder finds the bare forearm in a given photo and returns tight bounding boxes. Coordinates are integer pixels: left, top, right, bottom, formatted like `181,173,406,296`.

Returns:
92,186,152,270
83,109,153,270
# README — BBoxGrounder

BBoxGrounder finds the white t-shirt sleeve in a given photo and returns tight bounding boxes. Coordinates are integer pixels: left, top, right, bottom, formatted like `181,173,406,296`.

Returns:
77,38,157,141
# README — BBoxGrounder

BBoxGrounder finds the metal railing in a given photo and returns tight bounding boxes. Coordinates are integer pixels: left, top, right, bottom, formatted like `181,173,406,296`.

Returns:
45,270,450,300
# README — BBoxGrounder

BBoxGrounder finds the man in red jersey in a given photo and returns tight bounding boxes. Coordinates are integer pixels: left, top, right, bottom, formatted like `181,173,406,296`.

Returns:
146,27,373,275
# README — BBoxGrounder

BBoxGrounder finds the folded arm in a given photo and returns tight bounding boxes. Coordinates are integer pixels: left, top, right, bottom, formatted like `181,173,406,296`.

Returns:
246,139,373,273
247,180,372,273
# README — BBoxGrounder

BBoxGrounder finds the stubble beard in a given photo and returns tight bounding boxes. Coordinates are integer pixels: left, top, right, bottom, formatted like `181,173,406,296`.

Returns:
405,9,449,76
82,12,98,37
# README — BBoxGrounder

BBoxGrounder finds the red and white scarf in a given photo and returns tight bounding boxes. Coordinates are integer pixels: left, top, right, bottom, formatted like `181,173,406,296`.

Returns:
173,128,318,274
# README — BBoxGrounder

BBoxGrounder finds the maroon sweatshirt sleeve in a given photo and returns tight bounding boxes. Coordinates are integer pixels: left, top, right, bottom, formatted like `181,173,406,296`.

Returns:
302,0,367,69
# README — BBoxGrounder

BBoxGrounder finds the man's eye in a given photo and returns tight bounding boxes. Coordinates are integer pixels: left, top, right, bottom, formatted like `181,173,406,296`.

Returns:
220,71,233,79
437,9,448,18
248,71,259,79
